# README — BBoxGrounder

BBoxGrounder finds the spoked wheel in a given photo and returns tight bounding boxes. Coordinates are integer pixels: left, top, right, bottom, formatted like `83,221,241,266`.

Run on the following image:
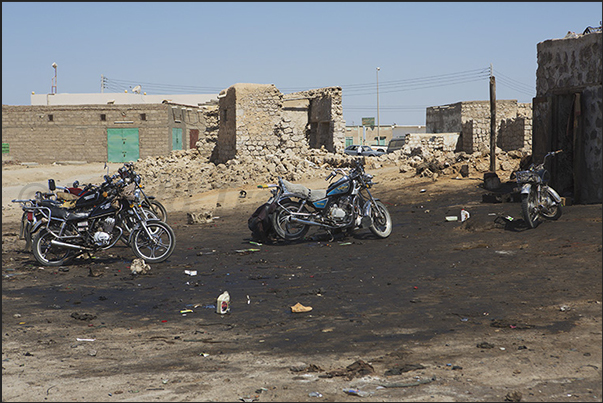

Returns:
20,212,33,251
521,190,541,229
32,228,75,266
540,188,562,220
119,207,159,246
147,200,168,223
271,200,310,241
131,220,176,263
368,200,392,238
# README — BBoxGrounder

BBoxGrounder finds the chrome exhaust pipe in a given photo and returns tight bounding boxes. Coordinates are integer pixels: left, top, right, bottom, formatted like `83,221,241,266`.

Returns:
50,239,90,250
289,216,326,227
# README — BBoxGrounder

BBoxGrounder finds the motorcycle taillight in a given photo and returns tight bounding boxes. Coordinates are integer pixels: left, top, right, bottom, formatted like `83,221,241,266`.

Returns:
27,211,34,221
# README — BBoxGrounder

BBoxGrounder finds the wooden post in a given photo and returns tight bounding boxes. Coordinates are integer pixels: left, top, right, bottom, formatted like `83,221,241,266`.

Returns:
489,74,497,172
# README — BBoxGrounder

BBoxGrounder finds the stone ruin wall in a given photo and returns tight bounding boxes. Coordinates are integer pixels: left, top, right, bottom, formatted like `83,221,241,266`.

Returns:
403,133,460,153
284,86,346,154
535,31,602,203
427,100,532,154
199,84,346,164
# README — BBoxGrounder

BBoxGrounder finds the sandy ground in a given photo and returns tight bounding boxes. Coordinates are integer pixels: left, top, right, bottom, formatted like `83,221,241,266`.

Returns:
2,161,602,402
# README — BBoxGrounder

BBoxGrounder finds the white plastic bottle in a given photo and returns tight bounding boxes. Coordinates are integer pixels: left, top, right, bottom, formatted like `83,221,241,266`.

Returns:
216,291,230,314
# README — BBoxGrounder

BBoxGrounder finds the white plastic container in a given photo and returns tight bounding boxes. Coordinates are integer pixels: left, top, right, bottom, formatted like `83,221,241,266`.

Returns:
216,291,230,314
460,209,470,222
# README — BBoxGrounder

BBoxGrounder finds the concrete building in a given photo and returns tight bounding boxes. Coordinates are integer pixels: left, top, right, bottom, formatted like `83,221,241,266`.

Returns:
533,30,602,204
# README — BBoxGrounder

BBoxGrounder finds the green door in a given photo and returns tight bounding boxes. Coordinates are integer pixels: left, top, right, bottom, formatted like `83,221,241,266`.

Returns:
172,128,183,151
107,128,139,162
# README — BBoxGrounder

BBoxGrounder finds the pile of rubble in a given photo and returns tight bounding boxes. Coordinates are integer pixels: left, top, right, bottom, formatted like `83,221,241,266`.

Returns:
132,146,528,199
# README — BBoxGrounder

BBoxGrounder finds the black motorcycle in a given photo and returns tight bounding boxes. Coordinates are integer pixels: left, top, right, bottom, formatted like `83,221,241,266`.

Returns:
516,150,563,229
266,159,392,241
118,163,168,223
27,174,175,266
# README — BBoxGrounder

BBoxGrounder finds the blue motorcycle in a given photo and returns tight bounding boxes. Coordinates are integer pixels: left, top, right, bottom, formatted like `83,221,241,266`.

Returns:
267,160,392,241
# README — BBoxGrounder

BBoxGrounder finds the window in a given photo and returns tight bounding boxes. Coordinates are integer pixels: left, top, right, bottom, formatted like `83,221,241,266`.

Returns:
100,114,106,121
140,113,146,121
48,114,53,122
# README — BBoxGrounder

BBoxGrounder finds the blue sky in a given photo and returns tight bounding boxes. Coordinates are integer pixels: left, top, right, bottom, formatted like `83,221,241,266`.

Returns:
2,2,601,125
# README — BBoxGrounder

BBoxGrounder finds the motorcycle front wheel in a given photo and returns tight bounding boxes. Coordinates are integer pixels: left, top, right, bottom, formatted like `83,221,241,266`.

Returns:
32,228,75,266
131,221,176,263
272,200,310,241
521,190,541,229
119,207,159,246
368,200,392,238
540,187,562,220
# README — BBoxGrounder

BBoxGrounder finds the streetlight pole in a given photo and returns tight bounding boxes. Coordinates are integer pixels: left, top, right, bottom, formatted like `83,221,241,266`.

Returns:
376,67,380,145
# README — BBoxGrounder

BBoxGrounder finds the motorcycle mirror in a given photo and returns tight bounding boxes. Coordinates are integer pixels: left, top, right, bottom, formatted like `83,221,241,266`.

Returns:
73,180,79,188
48,179,56,191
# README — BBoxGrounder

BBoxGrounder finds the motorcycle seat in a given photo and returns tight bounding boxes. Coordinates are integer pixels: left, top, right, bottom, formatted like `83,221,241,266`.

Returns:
66,211,90,221
280,179,326,202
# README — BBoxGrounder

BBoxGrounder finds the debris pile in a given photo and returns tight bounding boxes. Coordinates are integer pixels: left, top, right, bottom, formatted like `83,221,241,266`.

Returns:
132,146,527,199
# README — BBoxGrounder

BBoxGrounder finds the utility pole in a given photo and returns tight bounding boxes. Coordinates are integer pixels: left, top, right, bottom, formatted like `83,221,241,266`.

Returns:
376,67,380,145
51,62,57,94
489,64,496,172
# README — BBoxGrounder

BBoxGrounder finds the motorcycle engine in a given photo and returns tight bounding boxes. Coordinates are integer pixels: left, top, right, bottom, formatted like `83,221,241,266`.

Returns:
102,217,116,233
92,217,116,246
93,231,111,246
328,197,353,224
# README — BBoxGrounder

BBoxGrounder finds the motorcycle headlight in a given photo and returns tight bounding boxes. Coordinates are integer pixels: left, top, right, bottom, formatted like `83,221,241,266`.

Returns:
133,189,142,203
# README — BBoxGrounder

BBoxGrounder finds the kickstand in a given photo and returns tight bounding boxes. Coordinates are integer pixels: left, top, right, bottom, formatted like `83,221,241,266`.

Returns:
326,230,335,243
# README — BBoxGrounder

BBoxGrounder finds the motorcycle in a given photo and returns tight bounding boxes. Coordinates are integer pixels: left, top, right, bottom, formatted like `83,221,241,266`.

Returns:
15,180,101,251
23,174,175,266
515,149,563,229
117,163,168,223
265,159,392,241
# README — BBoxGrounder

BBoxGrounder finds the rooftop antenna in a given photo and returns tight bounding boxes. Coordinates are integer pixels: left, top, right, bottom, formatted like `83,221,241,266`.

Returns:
51,62,57,94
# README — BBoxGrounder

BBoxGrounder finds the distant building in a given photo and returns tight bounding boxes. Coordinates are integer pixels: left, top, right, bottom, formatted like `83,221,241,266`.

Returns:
344,124,426,149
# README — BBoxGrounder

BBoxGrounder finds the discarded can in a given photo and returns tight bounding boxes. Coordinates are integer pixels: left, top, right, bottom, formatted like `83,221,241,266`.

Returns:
216,291,230,315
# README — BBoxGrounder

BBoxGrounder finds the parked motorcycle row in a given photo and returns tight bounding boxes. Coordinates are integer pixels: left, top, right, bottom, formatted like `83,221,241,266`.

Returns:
13,151,563,267
12,163,174,267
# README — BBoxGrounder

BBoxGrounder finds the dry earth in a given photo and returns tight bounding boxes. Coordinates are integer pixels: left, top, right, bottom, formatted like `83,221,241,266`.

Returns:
2,161,602,402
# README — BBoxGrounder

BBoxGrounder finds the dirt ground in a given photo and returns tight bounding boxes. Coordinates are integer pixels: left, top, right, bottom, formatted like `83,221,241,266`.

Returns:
2,162,602,402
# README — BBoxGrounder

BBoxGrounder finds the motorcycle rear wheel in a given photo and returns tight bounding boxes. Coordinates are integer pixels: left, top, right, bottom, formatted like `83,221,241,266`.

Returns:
145,200,168,223
32,228,75,266
20,211,33,251
131,221,176,263
368,200,392,238
540,188,562,220
272,200,310,241
521,191,541,229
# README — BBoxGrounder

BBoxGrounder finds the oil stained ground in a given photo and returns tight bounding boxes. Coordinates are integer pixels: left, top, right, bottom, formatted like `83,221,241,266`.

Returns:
3,185,601,360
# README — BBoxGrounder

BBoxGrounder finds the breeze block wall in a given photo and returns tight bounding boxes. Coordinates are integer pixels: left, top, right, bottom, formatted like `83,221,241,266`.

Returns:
1,103,206,163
